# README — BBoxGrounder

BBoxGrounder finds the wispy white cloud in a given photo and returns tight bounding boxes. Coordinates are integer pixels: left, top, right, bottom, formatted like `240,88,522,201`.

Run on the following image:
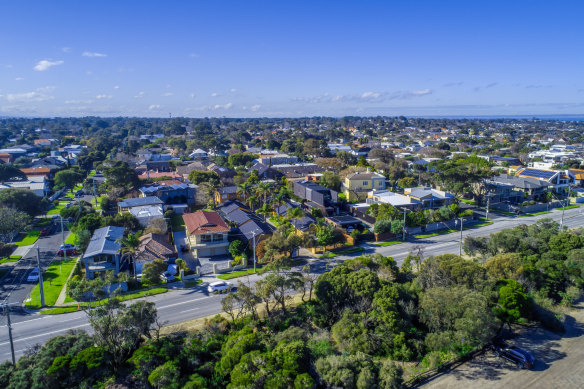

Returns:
65,99,93,104
162,92,173,97
211,92,220,97
361,91,382,100
250,104,261,112
213,103,233,110
230,88,237,93
134,91,146,98
189,93,196,99
294,89,433,104
82,51,107,57
61,47,72,53
95,94,112,99
33,60,64,71
2,91,54,103
148,104,161,111
14,77,24,81
189,53,199,58
114,85,120,89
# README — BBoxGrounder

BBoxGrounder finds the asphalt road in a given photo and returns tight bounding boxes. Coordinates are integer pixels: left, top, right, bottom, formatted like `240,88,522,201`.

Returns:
0,227,68,305
1,207,583,363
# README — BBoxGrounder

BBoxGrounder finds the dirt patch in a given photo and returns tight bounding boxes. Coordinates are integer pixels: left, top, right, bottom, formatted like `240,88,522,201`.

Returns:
420,301,584,388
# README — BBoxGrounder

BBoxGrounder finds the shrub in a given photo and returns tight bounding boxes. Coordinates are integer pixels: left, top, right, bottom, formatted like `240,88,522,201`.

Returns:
374,219,392,234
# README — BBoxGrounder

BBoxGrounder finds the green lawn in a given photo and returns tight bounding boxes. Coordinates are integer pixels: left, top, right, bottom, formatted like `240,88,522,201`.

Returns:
519,210,551,217
15,230,41,246
375,240,402,247
319,246,365,259
563,205,580,210
171,214,185,232
217,269,257,280
460,199,477,205
414,232,440,239
0,255,22,264
65,231,77,245
47,202,68,215
184,280,203,287
25,257,79,309
41,287,168,314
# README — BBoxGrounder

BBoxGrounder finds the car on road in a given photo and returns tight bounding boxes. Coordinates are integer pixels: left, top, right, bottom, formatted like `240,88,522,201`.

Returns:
40,226,52,236
491,341,535,369
208,281,233,293
27,267,40,282
57,247,78,256
59,244,76,250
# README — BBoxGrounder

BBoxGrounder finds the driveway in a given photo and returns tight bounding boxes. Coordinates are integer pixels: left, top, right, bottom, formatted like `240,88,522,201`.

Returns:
420,301,584,389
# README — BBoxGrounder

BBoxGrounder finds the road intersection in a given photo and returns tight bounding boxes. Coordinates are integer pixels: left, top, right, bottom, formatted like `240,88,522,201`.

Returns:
1,207,583,362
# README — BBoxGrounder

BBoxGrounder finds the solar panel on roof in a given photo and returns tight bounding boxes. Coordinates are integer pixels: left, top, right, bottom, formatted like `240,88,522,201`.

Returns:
520,168,555,180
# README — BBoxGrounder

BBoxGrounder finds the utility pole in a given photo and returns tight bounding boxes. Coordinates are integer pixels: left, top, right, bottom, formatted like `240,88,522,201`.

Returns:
2,301,16,364
252,231,256,272
93,178,97,207
459,217,463,256
60,216,66,274
36,246,45,307
486,195,490,221
402,208,407,241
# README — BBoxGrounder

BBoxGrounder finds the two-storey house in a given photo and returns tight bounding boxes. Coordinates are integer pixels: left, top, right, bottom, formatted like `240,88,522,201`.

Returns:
183,210,230,258
342,170,386,201
83,226,125,280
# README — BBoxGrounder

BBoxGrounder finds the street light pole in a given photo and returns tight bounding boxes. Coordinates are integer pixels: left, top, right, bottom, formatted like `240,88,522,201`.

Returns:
1,300,16,364
36,246,45,307
252,231,256,272
459,217,463,256
486,195,490,221
402,208,407,241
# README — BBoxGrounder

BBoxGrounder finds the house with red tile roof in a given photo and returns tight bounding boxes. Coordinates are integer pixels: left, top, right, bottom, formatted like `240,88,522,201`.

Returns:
183,210,230,257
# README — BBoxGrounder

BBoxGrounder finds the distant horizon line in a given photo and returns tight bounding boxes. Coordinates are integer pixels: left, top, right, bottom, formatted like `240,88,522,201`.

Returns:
1,114,584,121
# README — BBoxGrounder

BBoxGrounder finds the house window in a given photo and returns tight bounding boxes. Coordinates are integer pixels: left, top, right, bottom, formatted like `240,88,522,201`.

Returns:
213,234,224,242
363,181,368,186
201,235,211,242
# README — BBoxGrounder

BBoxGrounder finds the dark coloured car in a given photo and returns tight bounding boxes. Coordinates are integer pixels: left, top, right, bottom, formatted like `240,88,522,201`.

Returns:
491,341,535,369
57,247,78,256
40,226,52,236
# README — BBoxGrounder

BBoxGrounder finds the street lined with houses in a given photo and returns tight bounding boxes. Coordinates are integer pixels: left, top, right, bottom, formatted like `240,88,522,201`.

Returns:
1,206,582,363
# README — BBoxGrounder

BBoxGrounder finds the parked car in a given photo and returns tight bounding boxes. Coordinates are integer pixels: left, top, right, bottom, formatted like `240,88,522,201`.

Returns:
207,281,233,293
491,340,535,369
160,273,176,282
27,267,40,282
40,227,52,236
57,247,78,256
59,244,76,250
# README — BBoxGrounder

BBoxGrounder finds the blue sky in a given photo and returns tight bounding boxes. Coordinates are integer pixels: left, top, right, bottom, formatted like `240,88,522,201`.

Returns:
1,1,583,118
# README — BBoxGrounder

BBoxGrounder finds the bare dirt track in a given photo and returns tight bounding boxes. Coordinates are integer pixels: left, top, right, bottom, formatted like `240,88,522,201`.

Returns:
420,301,584,389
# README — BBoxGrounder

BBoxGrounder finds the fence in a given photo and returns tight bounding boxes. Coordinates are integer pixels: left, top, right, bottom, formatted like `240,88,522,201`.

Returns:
405,216,475,236
491,199,566,214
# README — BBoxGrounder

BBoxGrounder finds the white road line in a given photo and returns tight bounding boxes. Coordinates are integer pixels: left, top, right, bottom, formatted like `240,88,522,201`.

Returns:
0,323,90,346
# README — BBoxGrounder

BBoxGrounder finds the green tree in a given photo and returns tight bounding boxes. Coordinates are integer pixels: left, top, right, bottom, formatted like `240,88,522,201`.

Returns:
228,239,245,258
0,188,45,216
0,164,26,181
117,232,142,280
493,279,529,327
76,213,104,233
0,207,31,243
54,169,83,192
315,223,339,251
142,258,167,285
102,161,140,189
88,298,158,370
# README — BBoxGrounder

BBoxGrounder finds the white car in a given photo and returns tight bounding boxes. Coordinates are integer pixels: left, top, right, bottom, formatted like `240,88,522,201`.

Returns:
27,267,40,282
207,281,232,293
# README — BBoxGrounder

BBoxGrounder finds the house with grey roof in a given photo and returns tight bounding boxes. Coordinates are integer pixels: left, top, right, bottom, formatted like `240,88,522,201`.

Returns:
118,196,164,213
484,174,550,204
83,226,125,280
